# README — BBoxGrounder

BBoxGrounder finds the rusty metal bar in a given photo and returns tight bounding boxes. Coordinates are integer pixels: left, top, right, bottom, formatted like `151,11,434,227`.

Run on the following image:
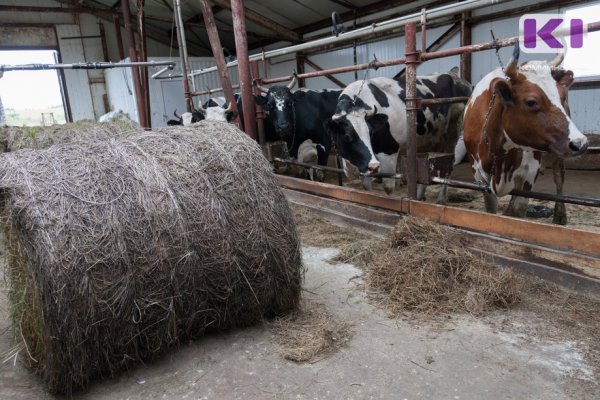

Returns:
189,84,241,97
404,22,419,200
121,0,147,128
137,0,151,126
113,12,126,60
420,96,469,106
98,23,110,62
198,0,240,128
420,8,427,53
431,177,600,207
174,0,193,113
251,61,266,146
274,158,403,179
460,11,472,82
261,57,406,85
302,57,346,88
60,35,102,40
232,0,257,139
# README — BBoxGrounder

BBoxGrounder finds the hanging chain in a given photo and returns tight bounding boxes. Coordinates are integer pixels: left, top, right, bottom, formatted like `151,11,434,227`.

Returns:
480,89,498,185
490,30,504,70
355,53,379,100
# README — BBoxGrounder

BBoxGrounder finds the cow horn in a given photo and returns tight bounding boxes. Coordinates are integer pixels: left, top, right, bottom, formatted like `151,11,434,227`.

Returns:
224,101,233,113
198,102,207,113
287,73,298,90
253,79,269,94
174,109,181,119
365,105,377,117
504,40,520,79
332,113,343,121
549,51,565,67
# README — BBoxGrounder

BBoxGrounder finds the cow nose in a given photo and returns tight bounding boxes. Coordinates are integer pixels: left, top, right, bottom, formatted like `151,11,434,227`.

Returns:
367,161,380,174
569,139,588,156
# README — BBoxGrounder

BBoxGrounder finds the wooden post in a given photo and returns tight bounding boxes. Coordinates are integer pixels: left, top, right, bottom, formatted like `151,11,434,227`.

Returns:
460,12,472,83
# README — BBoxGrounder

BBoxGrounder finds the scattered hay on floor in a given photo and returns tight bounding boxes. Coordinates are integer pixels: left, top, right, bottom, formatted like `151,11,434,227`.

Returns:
0,119,142,152
327,239,382,266
332,216,522,319
292,206,369,248
0,121,303,394
270,299,353,362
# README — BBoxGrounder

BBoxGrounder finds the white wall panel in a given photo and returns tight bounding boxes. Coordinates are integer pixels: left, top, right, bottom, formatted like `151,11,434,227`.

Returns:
56,25,95,121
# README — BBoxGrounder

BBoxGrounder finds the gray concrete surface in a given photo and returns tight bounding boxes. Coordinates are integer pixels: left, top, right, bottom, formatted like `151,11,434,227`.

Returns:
0,246,597,399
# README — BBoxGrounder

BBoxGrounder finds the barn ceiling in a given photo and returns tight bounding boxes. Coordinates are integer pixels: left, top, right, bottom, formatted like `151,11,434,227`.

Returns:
48,0,449,56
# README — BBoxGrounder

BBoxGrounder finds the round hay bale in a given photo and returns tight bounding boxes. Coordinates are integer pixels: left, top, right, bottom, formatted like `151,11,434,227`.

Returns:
0,121,303,394
0,118,142,152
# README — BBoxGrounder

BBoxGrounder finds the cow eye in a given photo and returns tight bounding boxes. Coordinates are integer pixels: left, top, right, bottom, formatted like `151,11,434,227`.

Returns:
524,98,539,110
262,102,274,111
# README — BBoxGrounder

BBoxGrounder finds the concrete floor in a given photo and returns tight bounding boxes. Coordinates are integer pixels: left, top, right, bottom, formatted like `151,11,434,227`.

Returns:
1,246,596,399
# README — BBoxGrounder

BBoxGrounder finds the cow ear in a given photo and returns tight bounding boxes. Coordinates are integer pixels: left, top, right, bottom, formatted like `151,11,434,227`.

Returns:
553,69,574,88
492,78,514,107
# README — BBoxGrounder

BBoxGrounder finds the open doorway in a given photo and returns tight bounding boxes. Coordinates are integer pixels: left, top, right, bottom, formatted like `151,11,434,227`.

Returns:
0,50,67,126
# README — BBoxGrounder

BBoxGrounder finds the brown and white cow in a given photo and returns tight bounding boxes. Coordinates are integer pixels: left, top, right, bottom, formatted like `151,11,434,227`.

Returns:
463,42,588,218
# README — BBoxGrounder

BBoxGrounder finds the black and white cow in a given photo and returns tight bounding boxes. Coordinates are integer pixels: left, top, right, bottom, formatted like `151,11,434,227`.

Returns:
324,69,472,196
167,109,204,126
199,94,242,126
254,75,342,179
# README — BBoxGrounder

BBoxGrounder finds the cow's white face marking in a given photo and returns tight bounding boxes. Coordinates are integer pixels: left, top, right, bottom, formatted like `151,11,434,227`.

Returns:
204,107,228,121
519,62,586,147
274,95,285,112
182,112,193,126
346,111,378,167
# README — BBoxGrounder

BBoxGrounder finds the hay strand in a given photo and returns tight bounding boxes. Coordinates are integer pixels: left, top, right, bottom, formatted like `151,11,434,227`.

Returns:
329,216,522,319
0,121,303,394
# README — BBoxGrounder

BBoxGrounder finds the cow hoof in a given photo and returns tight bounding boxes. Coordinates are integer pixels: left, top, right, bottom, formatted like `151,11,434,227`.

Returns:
526,205,554,219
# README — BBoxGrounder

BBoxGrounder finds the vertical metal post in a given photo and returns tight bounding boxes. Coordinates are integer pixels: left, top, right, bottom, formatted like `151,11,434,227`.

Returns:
198,0,240,128
251,60,265,145
231,0,257,140
137,0,151,125
174,0,193,112
98,23,110,62
460,12,472,82
296,53,306,88
404,22,420,200
121,0,148,128
113,12,126,61
420,8,427,53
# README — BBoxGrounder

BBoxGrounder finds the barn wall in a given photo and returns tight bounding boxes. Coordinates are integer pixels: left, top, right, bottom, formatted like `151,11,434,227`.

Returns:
260,2,598,134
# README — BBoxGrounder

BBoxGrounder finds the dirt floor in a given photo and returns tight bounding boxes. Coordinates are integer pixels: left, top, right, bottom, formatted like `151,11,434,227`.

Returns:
1,206,599,399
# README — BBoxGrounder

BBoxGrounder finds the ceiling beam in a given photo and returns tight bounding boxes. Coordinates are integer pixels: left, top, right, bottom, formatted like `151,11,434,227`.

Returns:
210,0,301,42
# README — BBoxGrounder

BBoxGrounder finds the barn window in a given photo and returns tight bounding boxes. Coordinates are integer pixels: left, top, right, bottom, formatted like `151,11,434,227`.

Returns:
0,50,67,126
563,3,600,79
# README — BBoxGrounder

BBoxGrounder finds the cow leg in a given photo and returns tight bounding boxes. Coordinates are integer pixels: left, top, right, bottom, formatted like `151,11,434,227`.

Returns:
505,177,529,218
416,184,427,201
361,176,373,191
552,158,567,225
435,184,449,205
314,144,328,183
483,192,498,214
379,153,398,195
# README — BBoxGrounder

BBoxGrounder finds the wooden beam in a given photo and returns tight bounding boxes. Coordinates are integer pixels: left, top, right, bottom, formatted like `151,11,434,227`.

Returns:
210,0,301,43
460,12,472,83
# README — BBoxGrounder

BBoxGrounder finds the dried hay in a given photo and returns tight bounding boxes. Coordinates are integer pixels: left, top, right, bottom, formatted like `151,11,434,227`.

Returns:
339,216,522,318
270,299,353,362
0,118,141,152
292,206,369,247
0,121,303,394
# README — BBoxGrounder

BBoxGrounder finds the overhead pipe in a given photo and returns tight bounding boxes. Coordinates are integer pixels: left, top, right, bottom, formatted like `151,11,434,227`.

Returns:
231,0,257,140
198,0,240,128
188,0,511,77
0,60,175,71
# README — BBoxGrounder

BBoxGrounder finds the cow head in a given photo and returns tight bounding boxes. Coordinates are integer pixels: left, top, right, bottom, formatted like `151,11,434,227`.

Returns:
324,95,385,175
489,43,587,157
254,75,297,140
199,99,235,122
173,108,203,126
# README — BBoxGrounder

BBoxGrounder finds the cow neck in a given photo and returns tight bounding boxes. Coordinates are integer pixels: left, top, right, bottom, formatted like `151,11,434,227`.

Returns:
480,88,508,186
